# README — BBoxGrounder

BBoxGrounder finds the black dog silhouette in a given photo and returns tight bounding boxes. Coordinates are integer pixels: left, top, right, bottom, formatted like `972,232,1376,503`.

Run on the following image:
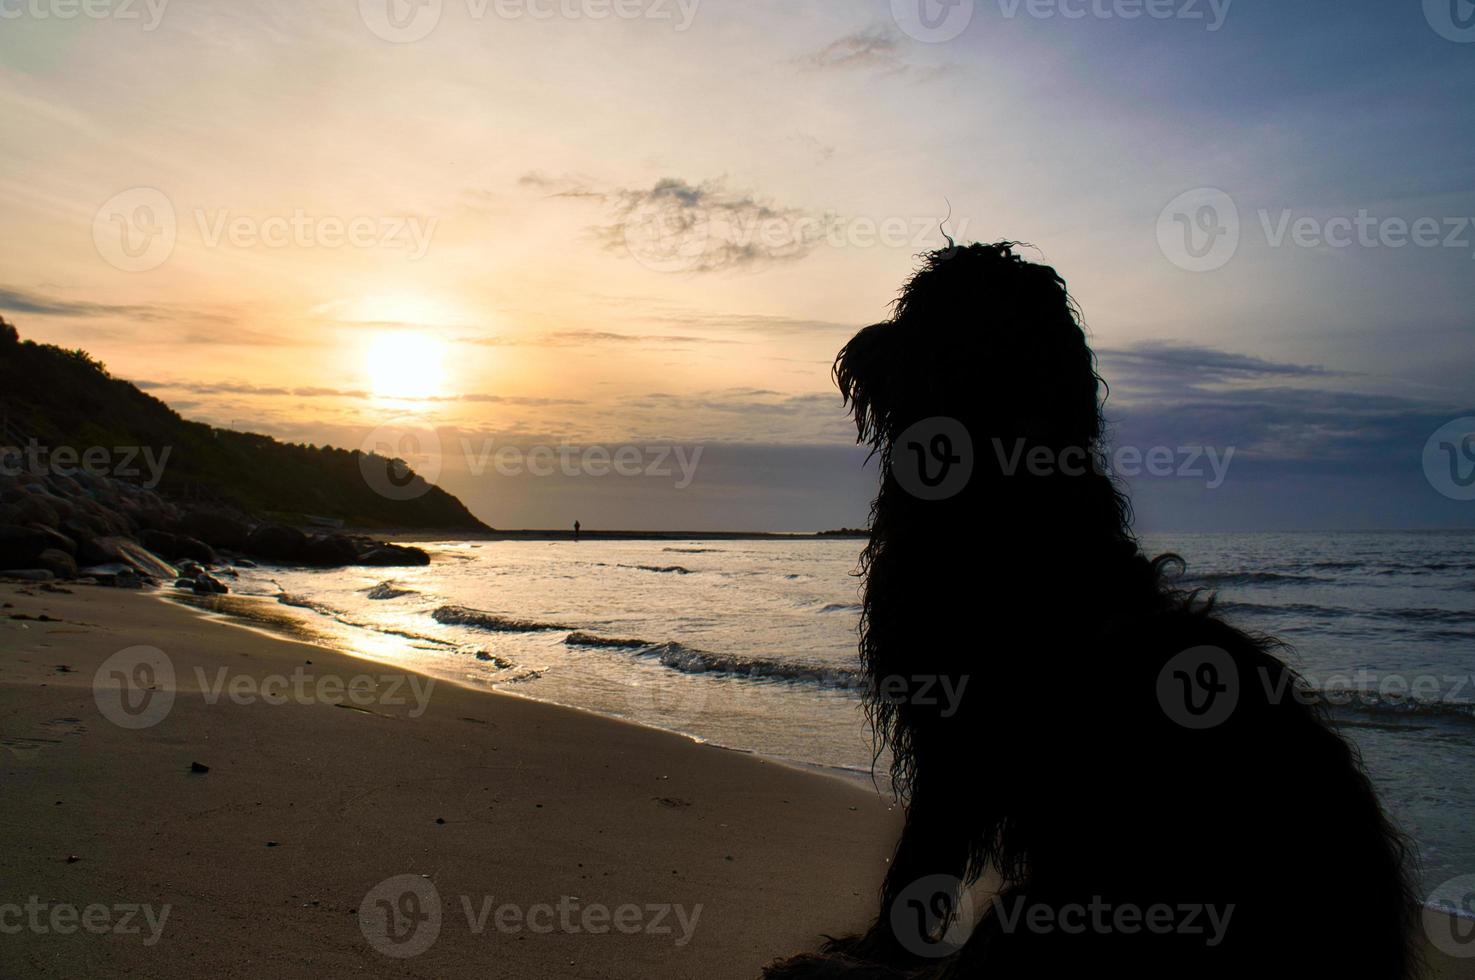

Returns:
764,243,1419,979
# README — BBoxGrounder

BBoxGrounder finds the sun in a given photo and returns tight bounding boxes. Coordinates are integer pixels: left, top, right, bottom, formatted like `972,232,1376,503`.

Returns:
365,332,447,401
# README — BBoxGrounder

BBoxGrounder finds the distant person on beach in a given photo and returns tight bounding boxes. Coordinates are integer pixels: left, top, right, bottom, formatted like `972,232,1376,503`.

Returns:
574,520,580,542
764,242,1418,978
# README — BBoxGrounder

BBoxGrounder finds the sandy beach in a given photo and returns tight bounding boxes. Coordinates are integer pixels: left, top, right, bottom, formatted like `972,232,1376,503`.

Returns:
0,582,899,978
2,581,1471,979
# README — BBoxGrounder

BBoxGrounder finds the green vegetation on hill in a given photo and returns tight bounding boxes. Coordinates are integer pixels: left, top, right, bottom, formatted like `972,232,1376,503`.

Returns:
0,319,489,532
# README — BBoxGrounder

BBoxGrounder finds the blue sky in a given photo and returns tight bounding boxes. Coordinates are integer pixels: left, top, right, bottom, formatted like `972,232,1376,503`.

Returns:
0,0,1471,529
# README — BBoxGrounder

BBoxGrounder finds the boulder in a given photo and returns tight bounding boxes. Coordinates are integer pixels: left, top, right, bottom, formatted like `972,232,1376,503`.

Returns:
175,510,251,551
77,534,124,567
174,536,217,565
138,528,181,557
245,523,306,562
38,493,76,521
300,534,360,567
0,525,49,570
78,564,142,588
28,524,77,557
8,493,59,529
2,568,54,583
111,539,177,580
357,544,431,567
191,573,228,595
33,549,77,579
79,536,177,580
44,473,82,498
62,516,105,541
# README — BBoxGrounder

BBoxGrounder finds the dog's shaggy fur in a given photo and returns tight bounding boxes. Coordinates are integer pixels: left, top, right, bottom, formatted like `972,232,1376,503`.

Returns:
763,243,1420,979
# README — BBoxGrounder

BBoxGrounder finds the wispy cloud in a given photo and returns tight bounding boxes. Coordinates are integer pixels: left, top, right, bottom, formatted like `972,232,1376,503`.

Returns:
522,173,821,273
0,286,234,325
459,329,737,348
135,378,583,408
1099,341,1339,386
135,380,368,399
795,29,906,74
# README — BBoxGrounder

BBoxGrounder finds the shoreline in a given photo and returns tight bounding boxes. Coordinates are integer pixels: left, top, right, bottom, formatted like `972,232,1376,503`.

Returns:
3,581,1471,977
361,529,869,542
159,586,885,794
158,584,885,791
0,579,901,979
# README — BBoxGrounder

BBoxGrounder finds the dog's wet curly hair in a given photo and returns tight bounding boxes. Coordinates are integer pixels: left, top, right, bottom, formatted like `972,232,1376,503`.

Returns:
765,242,1421,979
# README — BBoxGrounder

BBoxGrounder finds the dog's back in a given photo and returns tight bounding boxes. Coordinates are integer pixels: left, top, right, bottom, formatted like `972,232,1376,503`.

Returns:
765,605,1420,979
946,606,1418,978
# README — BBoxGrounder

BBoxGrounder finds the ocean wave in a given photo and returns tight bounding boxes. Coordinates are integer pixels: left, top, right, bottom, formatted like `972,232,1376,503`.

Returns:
588,561,694,574
1325,693,1475,728
473,649,517,669
364,581,416,600
276,593,456,648
1216,600,1349,619
432,605,571,632
1216,601,1475,630
562,630,863,689
1179,571,1330,586
816,602,862,614
643,641,864,689
276,593,340,617
663,547,721,554
565,631,653,649
1278,559,1475,575
1365,607,1475,626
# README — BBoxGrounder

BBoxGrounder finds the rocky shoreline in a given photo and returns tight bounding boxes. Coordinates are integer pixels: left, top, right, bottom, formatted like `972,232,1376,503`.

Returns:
0,466,431,595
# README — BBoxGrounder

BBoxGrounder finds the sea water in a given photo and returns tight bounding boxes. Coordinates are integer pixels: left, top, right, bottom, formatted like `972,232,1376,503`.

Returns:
195,529,1475,898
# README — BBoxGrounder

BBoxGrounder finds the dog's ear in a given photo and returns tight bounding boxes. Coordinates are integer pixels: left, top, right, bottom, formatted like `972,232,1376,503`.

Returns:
834,320,902,451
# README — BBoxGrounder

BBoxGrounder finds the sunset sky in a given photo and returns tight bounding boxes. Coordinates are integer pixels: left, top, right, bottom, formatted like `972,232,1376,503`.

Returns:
2,0,1472,529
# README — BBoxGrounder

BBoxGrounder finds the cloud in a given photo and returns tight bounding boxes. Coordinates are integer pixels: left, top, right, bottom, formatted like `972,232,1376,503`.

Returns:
135,380,367,399
0,287,317,349
1091,341,1465,477
795,29,906,74
135,378,582,408
1098,341,1338,387
647,310,857,335
0,286,238,326
455,393,586,406
523,174,822,273
459,330,737,348
613,388,853,442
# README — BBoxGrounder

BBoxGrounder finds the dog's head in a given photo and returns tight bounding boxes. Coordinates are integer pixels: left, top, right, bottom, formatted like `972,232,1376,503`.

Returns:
835,242,1104,467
